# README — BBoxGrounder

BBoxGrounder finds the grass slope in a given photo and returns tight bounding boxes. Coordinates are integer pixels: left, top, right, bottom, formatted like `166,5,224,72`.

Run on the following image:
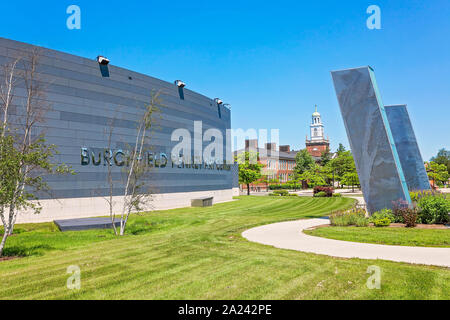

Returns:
0,196,449,300
305,226,450,248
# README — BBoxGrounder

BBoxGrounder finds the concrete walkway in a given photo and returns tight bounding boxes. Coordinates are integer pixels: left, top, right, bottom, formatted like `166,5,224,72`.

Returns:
242,218,450,268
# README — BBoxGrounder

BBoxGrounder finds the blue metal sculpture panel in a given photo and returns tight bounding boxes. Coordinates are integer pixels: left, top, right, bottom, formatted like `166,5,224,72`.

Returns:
331,66,411,213
385,105,430,191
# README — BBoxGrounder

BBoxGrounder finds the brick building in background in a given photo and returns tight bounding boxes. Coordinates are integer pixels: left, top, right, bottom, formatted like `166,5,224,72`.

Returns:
234,106,333,192
234,140,297,192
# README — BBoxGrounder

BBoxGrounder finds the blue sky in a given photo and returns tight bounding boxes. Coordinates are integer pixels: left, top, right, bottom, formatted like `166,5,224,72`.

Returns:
0,0,448,160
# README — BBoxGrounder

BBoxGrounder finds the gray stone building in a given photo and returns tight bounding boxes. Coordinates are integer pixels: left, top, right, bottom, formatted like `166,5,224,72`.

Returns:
0,37,236,222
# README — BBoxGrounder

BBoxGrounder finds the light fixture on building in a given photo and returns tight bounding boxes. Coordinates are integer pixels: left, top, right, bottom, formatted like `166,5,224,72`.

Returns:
97,56,110,65
174,80,186,88
214,98,223,105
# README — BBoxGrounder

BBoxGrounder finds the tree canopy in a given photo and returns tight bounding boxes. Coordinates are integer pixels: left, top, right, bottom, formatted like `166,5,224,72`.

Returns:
427,161,449,187
320,147,331,166
294,149,315,176
336,143,346,155
430,148,450,174
236,151,264,195
324,150,357,187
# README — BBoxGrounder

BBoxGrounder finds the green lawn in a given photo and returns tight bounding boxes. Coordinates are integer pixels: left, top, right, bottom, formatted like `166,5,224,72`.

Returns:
0,196,449,300
305,226,450,248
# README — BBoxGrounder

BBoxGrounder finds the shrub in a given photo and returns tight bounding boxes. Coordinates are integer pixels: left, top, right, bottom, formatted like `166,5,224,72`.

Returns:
373,217,391,227
314,191,327,198
329,208,367,226
370,209,395,224
417,194,450,224
313,186,334,197
269,184,297,190
402,207,419,228
391,199,410,223
270,190,289,196
288,194,298,197
332,193,342,197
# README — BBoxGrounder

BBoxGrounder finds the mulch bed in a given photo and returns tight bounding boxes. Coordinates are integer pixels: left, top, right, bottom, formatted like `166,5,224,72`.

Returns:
310,223,449,230
0,256,20,262
388,223,449,230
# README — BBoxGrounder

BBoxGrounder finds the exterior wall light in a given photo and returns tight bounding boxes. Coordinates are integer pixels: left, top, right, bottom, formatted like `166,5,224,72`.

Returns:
175,80,186,100
97,56,110,65
214,98,223,105
174,80,186,88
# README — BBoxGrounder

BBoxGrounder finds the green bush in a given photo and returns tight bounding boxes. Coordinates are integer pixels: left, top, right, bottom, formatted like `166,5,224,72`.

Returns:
417,194,450,224
332,193,342,197
370,209,396,224
270,190,289,196
314,191,327,197
288,194,298,197
269,184,298,190
373,217,391,227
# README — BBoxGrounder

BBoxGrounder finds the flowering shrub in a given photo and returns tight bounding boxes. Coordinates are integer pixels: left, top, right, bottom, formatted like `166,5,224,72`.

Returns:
409,190,441,202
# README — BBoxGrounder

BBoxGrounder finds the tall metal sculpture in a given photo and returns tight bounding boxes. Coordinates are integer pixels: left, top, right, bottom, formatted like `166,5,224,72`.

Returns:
331,66,412,213
385,105,430,191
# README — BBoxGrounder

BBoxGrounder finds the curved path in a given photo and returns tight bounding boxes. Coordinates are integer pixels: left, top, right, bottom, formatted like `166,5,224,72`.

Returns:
242,218,450,268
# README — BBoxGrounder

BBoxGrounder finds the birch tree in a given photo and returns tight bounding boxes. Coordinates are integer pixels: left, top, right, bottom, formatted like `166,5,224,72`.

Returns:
104,115,119,235
118,91,161,236
0,50,72,256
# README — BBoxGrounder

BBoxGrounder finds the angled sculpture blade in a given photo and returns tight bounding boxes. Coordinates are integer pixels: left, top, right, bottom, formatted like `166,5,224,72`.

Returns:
385,105,430,191
331,66,412,213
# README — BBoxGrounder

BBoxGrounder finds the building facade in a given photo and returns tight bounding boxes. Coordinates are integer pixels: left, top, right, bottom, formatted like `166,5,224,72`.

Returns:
0,37,235,223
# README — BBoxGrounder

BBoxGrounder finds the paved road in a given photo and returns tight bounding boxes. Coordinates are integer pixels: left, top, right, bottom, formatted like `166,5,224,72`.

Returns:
242,218,450,268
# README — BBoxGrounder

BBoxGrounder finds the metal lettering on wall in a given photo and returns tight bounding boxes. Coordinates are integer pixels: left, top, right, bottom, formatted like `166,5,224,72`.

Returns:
80,147,231,171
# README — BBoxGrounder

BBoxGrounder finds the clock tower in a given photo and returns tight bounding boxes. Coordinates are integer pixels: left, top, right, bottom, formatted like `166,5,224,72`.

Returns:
306,105,330,157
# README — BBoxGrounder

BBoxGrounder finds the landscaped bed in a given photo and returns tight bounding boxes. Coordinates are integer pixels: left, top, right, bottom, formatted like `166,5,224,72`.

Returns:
305,190,450,247
304,224,450,247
